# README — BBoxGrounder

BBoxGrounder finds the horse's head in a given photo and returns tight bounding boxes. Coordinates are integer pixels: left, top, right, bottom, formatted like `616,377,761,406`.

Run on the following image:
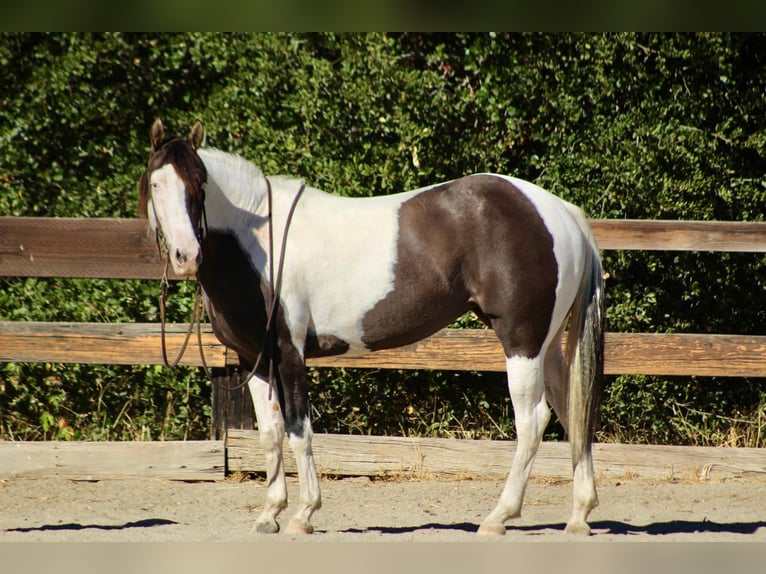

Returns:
139,119,207,278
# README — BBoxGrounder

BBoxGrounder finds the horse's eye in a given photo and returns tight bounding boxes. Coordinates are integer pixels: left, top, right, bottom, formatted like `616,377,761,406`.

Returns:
151,182,159,189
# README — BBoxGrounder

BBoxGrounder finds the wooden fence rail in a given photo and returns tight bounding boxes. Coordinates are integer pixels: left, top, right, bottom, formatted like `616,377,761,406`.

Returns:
2,217,766,280
1,322,765,378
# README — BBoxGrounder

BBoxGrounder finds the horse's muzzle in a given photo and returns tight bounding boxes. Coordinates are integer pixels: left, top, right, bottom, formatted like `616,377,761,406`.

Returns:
172,246,202,278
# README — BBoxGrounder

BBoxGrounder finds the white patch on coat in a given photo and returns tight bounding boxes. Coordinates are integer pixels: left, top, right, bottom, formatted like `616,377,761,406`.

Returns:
276,187,422,354
148,163,201,277
196,148,436,356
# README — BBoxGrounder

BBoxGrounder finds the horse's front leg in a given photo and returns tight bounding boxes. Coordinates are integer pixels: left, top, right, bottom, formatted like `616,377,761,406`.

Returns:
248,374,288,533
284,415,321,534
279,348,322,534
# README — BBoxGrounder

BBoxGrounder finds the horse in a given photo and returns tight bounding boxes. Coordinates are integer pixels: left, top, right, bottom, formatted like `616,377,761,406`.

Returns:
138,119,605,536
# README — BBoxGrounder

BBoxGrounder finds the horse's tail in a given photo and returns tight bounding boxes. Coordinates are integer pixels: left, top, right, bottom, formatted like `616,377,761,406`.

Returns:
563,206,605,469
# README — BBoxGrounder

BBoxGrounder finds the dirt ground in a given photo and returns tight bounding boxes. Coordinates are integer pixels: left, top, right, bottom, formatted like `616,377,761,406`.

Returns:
2,474,766,543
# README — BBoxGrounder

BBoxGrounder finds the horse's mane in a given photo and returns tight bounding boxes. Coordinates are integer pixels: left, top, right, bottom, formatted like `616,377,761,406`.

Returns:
198,148,265,194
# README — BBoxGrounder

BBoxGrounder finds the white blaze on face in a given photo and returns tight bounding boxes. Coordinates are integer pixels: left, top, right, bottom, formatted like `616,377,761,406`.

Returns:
149,163,202,277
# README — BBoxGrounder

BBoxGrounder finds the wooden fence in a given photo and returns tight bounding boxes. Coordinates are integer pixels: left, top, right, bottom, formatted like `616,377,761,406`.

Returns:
1,217,765,480
2,218,765,374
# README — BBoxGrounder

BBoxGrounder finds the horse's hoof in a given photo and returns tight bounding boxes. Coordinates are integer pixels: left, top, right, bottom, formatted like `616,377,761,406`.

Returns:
565,520,592,536
284,518,314,535
477,522,506,536
252,520,280,534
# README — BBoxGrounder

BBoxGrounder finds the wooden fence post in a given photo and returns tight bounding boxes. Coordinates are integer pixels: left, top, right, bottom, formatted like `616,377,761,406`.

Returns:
210,366,254,441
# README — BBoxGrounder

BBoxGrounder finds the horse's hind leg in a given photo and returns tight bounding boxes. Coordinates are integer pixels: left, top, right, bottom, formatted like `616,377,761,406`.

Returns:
567,444,598,535
248,375,288,533
478,353,549,535
543,328,598,534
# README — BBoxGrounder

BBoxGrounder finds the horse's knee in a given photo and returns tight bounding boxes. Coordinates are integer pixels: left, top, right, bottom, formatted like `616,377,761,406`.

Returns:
259,427,283,451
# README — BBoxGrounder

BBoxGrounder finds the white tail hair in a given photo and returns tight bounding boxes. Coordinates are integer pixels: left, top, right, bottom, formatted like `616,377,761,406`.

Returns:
563,206,605,468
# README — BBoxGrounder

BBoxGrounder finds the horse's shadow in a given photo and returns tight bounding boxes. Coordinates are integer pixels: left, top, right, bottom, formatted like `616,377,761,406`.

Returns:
340,519,766,537
6,518,177,533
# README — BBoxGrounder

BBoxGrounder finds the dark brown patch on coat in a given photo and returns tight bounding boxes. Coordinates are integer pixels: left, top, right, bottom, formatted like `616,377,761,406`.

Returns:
197,231,270,372
138,137,207,230
361,175,558,359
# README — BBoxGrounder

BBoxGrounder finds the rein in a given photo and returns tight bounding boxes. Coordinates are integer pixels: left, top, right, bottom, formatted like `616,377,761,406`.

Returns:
257,178,307,400
155,178,306,402
154,189,209,371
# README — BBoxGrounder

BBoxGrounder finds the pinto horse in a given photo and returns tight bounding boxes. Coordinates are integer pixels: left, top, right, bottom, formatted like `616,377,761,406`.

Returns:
138,120,605,536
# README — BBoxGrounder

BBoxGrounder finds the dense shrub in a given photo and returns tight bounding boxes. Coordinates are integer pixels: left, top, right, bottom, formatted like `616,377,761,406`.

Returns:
1,33,764,444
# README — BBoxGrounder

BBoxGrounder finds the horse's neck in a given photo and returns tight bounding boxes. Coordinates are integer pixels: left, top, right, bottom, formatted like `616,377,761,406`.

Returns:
198,149,307,283
198,148,269,229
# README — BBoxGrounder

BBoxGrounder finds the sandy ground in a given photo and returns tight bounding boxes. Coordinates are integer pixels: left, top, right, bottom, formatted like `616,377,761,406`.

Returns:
2,474,766,543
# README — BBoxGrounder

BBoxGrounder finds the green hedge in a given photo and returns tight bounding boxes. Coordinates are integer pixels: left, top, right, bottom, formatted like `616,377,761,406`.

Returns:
1,33,765,444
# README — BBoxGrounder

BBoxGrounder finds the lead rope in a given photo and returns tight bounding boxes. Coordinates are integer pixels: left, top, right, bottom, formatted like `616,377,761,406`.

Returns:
158,179,307,398
155,208,201,369
158,254,207,369
263,178,306,401
224,178,306,400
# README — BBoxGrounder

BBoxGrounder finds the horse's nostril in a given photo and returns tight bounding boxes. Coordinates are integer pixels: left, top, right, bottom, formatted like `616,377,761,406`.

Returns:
175,249,187,264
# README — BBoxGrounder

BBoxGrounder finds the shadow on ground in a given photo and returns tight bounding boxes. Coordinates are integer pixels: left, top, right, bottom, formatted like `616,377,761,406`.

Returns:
7,518,177,533
340,519,766,536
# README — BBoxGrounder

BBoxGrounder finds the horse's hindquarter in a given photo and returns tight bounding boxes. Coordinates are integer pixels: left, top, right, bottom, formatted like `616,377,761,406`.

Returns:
501,176,592,343
361,174,572,358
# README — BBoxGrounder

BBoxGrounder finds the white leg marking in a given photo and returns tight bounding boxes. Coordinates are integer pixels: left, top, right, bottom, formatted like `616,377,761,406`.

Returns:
248,375,287,534
542,326,598,535
284,417,322,534
479,355,550,535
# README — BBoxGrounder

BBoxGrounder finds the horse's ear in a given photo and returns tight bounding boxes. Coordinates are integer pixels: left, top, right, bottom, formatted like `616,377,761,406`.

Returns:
189,120,205,149
150,119,165,151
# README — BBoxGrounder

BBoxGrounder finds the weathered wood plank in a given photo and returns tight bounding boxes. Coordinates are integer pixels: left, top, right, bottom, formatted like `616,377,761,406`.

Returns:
1,323,765,377
0,217,172,279
0,440,225,480
603,332,766,377
307,331,766,378
1,218,765,281
226,430,766,481
0,322,229,367
589,219,766,252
